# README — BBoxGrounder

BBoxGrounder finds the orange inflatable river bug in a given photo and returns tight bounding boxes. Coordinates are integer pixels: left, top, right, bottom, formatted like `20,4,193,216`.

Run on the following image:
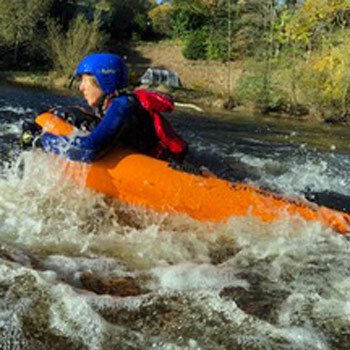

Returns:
35,112,350,235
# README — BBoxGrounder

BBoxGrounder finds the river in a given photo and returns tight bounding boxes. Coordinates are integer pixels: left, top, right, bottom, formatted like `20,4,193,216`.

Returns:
0,84,350,349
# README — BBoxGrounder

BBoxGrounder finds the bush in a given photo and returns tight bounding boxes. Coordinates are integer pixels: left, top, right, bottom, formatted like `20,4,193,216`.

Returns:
44,12,108,77
297,41,350,120
148,3,173,37
169,6,208,39
182,29,208,60
235,61,287,112
206,30,231,61
106,0,153,41
0,0,52,66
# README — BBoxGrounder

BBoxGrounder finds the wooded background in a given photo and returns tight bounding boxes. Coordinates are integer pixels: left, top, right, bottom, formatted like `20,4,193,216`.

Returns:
1,0,350,121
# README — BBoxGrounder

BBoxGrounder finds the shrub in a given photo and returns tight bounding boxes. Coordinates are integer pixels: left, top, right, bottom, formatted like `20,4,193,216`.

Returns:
0,0,52,65
206,30,231,62
297,38,350,119
148,3,173,37
44,12,108,77
182,29,208,60
169,6,208,39
235,61,287,112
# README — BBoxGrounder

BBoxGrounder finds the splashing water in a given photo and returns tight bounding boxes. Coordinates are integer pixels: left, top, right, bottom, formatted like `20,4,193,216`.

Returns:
0,85,350,349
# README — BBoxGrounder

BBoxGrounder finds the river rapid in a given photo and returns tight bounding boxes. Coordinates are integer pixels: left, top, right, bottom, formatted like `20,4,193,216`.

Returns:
0,84,350,350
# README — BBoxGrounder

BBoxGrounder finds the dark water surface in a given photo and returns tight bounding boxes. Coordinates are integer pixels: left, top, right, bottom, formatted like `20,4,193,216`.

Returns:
0,84,350,349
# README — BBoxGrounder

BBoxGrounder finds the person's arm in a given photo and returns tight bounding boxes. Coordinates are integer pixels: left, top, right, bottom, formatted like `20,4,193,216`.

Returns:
41,96,131,162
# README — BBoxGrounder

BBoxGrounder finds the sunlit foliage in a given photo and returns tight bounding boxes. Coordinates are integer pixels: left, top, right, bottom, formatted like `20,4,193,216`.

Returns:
297,31,350,119
1,0,350,120
45,12,108,76
148,3,173,36
285,0,350,47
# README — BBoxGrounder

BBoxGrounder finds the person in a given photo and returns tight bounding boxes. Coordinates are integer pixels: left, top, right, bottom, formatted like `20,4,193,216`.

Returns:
21,53,242,182
39,53,188,162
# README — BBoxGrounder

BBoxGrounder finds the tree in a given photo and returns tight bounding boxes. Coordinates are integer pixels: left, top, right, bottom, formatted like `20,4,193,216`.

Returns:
104,0,154,41
45,11,108,77
0,0,53,63
285,0,350,49
234,0,276,57
48,0,79,30
148,3,173,36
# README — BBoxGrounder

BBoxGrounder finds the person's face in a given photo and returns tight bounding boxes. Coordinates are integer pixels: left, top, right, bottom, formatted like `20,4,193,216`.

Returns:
79,74,104,107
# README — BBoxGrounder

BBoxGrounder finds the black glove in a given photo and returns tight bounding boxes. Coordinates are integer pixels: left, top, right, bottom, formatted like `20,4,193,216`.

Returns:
20,121,42,149
50,105,99,132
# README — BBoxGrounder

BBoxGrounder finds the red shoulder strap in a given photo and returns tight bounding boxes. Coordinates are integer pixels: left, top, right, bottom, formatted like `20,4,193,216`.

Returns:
132,89,175,113
151,111,188,155
132,89,188,158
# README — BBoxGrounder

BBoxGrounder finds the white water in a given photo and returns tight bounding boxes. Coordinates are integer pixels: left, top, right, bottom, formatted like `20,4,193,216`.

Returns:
0,87,350,349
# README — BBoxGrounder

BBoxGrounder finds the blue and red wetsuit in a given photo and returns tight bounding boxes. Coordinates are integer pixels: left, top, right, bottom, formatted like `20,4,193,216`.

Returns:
41,94,164,162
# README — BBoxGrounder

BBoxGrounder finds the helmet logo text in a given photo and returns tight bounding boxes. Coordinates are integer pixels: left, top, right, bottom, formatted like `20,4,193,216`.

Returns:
101,69,117,74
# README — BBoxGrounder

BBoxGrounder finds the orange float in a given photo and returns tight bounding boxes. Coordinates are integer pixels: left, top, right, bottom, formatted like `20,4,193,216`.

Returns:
36,112,350,235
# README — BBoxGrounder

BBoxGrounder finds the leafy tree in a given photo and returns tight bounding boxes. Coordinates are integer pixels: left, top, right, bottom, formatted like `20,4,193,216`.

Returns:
0,0,53,64
148,3,173,36
103,0,154,41
182,28,208,59
168,0,230,38
48,0,79,30
297,31,350,120
168,4,208,38
157,0,238,60
285,0,350,49
45,11,108,77
234,0,276,56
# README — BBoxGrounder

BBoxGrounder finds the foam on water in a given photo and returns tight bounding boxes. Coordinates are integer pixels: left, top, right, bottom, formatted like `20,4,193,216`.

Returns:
1,92,350,348
0,150,216,268
0,105,34,114
1,154,350,348
150,263,249,291
233,147,350,198
0,121,22,135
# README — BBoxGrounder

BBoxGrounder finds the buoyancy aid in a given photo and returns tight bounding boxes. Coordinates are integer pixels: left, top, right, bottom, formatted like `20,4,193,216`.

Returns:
105,90,188,160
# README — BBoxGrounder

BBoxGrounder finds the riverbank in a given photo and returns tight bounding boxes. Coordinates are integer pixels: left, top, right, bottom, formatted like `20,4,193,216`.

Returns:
0,41,245,112
127,41,242,110
0,41,348,124
0,68,235,113
0,71,74,95
0,70,324,122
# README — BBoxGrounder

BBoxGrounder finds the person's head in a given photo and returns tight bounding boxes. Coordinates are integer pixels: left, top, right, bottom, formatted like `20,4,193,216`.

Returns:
75,53,128,107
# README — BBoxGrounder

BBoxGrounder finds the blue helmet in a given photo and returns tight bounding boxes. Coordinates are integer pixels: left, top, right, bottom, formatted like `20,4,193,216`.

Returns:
75,53,128,93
